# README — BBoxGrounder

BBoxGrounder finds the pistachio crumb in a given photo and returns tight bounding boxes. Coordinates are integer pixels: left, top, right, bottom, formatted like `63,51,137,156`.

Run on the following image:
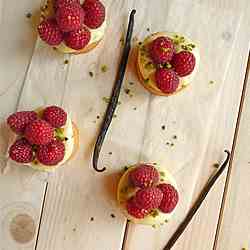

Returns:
33,160,38,165
172,135,177,139
89,71,94,77
165,219,168,223
146,27,150,32
102,97,110,104
64,59,69,65
170,143,174,147
110,214,116,218
113,114,117,118
120,36,125,46
124,88,131,95
144,78,149,84
129,81,134,85
153,162,157,165
133,107,137,110
26,13,32,18
160,178,164,181
209,80,215,84
152,225,157,228
213,163,220,168
150,210,159,218
160,171,165,177
72,228,76,232
108,152,112,155
101,65,108,73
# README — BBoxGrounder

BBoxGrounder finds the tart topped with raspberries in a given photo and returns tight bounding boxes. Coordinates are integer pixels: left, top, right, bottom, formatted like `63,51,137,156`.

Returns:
37,0,106,54
117,163,179,226
7,106,78,171
137,32,200,96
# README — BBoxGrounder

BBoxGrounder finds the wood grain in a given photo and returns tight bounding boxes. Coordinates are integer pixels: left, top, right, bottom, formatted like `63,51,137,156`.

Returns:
214,57,250,249
1,0,250,250
123,1,250,250
0,1,48,250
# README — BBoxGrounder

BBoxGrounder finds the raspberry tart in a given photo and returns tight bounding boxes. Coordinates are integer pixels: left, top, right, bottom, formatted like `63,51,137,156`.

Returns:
7,106,79,171
117,163,179,226
137,32,200,96
37,0,106,54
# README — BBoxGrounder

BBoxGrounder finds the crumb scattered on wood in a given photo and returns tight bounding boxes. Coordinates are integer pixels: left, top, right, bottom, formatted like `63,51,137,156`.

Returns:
101,65,108,73
26,13,32,18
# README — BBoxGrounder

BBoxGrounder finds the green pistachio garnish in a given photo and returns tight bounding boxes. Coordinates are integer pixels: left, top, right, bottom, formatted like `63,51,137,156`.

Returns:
101,65,108,73
150,210,159,218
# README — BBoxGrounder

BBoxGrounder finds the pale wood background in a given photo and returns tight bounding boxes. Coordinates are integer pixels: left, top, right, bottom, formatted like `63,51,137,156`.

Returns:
0,0,250,250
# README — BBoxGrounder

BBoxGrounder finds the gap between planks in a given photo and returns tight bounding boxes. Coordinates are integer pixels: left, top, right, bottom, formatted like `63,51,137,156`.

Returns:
213,51,250,250
35,182,48,250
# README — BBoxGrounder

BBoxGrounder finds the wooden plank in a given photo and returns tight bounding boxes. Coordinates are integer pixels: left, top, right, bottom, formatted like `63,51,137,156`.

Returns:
123,1,250,250
0,1,48,250
214,49,250,250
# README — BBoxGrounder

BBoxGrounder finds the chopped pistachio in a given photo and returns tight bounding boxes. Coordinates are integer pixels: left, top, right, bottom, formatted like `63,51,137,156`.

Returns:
33,160,38,165
145,62,155,70
213,163,220,168
164,219,168,223
108,152,112,155
102,97,110,104
124,88,131,94
146,27,150,32
170,143,174,147
129,81,134,85
144,78,149,84
172,135,177,139
166,142,170,146
133,107,137,110
150,210,159,218
160,178,164,181
209,80,215,84
64,59,69,65
152,225,157,228
120,36,125,46
159,171,165,177
101,65,108,73
55,127,65,141
113,114,117,118
110,214,116,218
153,162,157,165
26,13,32,18
89,71,94,77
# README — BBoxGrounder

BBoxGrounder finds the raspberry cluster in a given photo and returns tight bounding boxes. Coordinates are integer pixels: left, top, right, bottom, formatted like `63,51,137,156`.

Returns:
126,164,179,219
147,36,196,94
7,106,68,166
37,0,105,50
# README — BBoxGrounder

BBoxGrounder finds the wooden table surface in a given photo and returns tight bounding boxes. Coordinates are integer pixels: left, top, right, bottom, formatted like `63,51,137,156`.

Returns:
1,0,250,250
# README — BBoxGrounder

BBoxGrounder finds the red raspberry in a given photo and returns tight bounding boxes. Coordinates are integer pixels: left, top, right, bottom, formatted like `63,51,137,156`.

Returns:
36,139,65,166
171,51,196,77
129,164,159,188
42,106,67,128
37,18,63,46
25,119,54,145
64,26,91,50
7,111,38,135
126,198,150,219
134,187,163,210
149,36,175,64
54,0,80,10
157,183,179,213
56,4,85,32
82,0,105,29
155,68,179,94
9,138,34,163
